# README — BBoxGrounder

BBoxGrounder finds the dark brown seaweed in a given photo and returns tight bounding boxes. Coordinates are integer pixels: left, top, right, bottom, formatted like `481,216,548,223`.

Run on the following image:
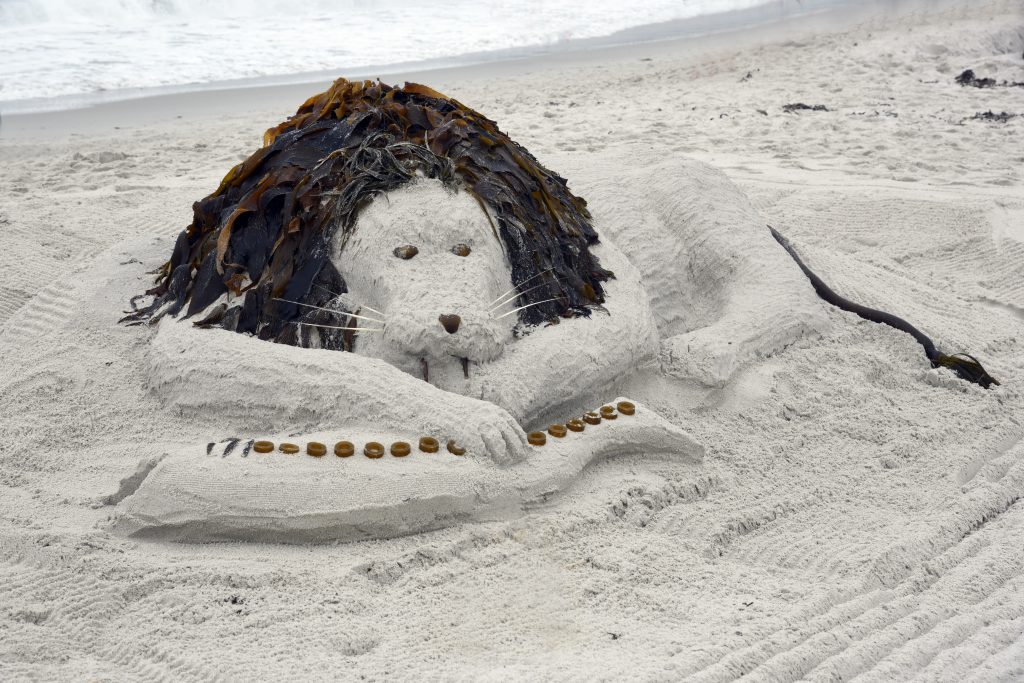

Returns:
955,69,1024,89
782,103,829,113
768,226,998,389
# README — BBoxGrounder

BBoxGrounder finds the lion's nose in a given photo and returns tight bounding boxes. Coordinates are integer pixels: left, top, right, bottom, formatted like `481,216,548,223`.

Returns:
438,314,461,334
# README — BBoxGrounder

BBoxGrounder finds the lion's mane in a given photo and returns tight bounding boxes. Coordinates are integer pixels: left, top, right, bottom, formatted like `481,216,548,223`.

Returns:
124,78,612,350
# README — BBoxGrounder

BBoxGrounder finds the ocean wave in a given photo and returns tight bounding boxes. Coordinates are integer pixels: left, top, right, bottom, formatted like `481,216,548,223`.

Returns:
0,0,776,106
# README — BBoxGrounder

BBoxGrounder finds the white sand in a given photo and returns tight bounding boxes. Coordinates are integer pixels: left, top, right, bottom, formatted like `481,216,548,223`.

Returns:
2,0,1024,679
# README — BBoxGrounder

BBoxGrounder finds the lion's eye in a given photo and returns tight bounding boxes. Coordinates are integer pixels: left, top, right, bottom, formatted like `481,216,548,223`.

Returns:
451,243,471,257
393,245,418,260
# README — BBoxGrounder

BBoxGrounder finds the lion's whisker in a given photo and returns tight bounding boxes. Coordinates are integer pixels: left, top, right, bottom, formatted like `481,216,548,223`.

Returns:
313,284,344,299
488,268,554,308
494,297,564,320
275,298,384,324
336,293,386,317
292,322,383,332
358,303,386,317
489,280,556,311
310,286,386,318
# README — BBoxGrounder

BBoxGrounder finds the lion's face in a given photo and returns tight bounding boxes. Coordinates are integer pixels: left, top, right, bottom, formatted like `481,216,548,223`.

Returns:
333,178,517,390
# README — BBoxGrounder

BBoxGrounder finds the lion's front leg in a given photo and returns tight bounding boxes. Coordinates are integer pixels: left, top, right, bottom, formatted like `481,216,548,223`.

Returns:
147,319,529,465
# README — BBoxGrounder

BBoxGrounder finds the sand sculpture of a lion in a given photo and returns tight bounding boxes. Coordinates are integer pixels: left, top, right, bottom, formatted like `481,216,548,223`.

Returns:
124,78,830,465
117,78,996,541
113,78,851,541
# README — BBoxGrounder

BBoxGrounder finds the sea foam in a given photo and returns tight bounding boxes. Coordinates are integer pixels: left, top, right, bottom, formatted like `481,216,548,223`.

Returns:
0,0,775,109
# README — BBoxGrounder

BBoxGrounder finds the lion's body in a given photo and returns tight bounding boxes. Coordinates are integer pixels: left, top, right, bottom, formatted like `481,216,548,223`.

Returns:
564,152,830,387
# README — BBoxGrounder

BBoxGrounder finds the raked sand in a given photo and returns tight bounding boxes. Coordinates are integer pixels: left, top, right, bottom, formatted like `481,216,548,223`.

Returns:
2,0,1024,679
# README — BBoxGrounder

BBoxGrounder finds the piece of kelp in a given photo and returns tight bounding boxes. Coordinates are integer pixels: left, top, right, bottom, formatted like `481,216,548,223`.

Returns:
122,78,613,349
955,69,1024,89
956,69,997,88
782,103,829,113
967,110,1019,123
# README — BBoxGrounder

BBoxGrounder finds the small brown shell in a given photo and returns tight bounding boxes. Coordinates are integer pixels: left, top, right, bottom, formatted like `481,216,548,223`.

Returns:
253,440,274,453
447,440,466,456
334,441,355,457
451,243,471,257
390,441,411,457
280,442,300,454
547,424,567,438
419,436,440,453
616,401,636,416
364,441,385,459
393,244,418,260
600,405,618,420
566,419,585,433
583,411,602,425
306,442,327,457
528,431,547,446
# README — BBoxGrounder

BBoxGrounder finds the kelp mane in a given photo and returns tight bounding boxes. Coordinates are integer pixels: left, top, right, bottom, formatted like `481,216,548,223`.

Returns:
124,78,612,349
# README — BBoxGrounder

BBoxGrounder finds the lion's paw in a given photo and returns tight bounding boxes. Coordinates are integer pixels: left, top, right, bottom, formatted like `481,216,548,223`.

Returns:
445,401,529,467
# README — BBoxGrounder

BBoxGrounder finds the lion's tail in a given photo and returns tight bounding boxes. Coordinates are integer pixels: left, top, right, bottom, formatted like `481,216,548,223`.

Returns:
768,225,999,389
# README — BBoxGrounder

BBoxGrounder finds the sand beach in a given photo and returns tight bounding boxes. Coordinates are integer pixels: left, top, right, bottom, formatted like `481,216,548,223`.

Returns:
1,0,1023,679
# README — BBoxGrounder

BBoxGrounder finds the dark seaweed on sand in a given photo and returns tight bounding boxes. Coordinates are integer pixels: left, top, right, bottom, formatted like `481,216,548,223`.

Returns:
782,103,829,113
967,110,1019,123
955,69,1024,89
956,69,997,88
122,78,612,349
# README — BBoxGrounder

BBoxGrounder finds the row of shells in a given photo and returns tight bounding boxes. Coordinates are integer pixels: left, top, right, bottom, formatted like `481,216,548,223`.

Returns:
253,436,457,458
248,401,636,460
526,401,635,446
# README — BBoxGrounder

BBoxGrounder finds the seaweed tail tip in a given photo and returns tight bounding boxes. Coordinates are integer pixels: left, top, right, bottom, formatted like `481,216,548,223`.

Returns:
935,353,1000,389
